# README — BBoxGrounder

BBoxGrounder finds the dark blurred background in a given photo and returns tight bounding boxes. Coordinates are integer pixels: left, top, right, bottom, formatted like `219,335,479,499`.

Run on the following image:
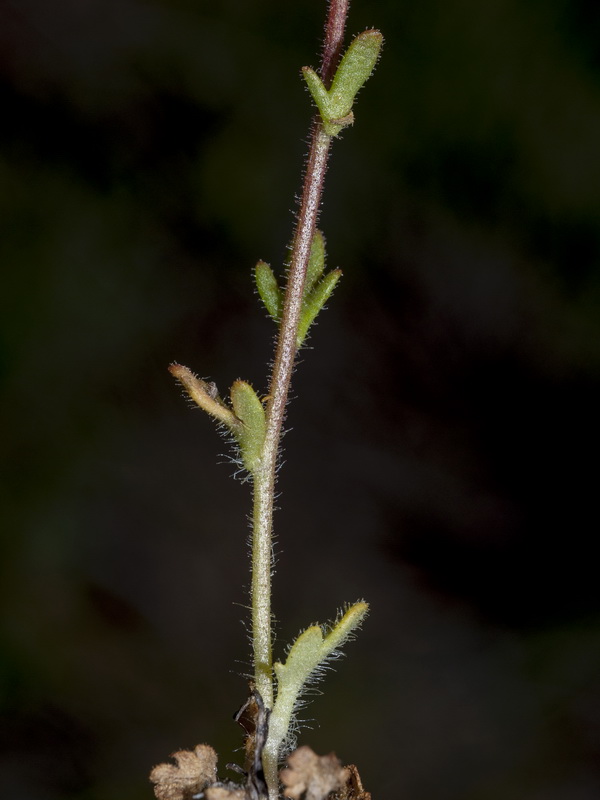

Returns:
1,0,600,798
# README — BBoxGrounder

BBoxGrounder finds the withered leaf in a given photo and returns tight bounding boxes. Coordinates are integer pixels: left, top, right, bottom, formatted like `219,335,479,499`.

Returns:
280,746,350,800
332,763,371,800
233,687,270,800
150,744,218,800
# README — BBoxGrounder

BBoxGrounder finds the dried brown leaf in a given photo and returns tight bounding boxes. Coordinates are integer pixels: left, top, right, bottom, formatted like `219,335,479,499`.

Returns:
280,746,350,800
150,744,218,800
332,763,371,800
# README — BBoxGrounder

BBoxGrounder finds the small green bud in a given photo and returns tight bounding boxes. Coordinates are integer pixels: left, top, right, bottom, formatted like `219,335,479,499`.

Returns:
230,380,266,474
302,29,383,136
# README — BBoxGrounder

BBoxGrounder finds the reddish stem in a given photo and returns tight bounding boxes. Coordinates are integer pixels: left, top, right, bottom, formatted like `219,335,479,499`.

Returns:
321,0,350,86
251,5,350,788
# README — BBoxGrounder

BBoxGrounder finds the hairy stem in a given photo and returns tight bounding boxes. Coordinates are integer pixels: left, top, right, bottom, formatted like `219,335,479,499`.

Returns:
320,0,349,86
250,1,350,795
257,127,331,796
251,126,331,711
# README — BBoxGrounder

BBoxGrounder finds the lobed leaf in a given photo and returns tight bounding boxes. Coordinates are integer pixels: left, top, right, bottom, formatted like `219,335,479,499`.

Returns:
264,602,369,768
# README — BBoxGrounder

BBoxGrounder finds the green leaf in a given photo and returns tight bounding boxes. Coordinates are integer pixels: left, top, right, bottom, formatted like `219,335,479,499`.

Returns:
257,231,326,330
304,229,326,295
284,229,326,293
320,601,369,655
230,380,266,474
264,602,368,765
297,268,342,347
301,67,332,126
255,260,282,321
329,30,383,118
302,29,383,136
